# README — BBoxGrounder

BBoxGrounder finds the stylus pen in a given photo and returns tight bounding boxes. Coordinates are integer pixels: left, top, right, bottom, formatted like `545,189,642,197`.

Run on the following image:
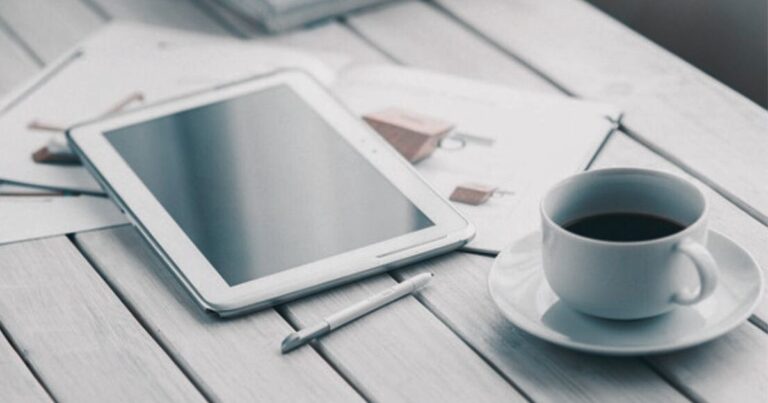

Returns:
281,272,434,354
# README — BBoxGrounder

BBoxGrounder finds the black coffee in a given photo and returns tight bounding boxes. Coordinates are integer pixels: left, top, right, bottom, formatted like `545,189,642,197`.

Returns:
563,212,685,242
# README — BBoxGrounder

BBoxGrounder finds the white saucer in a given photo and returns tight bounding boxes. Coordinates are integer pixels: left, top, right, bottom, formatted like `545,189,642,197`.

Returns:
488,230,764,355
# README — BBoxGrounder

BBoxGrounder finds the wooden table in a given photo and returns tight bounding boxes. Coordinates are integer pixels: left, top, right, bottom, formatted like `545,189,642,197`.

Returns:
1,0,766,401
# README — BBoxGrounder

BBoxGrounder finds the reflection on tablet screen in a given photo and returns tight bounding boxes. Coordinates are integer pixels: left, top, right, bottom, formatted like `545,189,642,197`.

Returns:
106,85,433,285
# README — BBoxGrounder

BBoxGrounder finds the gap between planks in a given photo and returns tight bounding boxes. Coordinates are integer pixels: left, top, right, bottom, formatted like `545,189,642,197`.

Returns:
273,305,373,401
0,319,56,402
65,234,215,403
0,12,44,66
639,358,704,403
388,270,535,402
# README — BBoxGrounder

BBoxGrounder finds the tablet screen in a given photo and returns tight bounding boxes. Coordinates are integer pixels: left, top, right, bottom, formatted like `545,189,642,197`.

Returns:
106,85,434,286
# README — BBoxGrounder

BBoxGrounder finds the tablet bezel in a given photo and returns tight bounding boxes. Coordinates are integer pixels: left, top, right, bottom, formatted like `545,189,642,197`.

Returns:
68,69,473,314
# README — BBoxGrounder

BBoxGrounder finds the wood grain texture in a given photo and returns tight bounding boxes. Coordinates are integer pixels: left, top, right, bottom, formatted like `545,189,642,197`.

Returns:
75,226,362,402
436,0,768,224
593,133,768,326
346,1,555,94
282,273,525,402
0,23,40,95
650,322,768,403
0,0,231,67
393,252,686,402
190,0,260,37
0,332,51,402
0,0,103,62
267,21,388,66
0,236,205,402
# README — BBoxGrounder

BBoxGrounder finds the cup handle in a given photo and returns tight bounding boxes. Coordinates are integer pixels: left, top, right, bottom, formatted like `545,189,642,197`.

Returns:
672,238,719,305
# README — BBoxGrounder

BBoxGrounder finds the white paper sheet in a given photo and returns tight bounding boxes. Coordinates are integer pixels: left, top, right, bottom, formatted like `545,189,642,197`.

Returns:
332,65,622,252
0,194,127,245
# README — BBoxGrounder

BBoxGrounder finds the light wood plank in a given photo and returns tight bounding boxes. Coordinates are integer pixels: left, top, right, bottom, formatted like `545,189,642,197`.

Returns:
0,21,40,95
0,0,103,62
436,0,768,224
593,132,768,326
650,323,768,403
282,273,525,402
0,236,206,402
267,22,388,66
393,252,686,402
191,0,260,37
83,0,231,36
0,332,51,402
345,1,555,94
0,0,231,67
75,226,363,402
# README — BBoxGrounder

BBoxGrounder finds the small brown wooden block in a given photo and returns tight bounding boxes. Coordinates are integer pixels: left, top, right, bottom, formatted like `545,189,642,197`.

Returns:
449,183,498,206
31,137,80,165
363,107,454,162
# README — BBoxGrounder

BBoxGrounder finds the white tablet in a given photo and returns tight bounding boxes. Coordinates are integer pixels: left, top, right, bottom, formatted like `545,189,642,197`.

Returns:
68,69,473,316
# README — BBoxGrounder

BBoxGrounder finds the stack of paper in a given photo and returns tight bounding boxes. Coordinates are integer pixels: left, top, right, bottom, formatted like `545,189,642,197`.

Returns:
0,22,621,252
212,0,390,32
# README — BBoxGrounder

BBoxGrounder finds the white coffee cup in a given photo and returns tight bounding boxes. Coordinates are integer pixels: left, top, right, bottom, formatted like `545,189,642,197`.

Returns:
540,168,718,320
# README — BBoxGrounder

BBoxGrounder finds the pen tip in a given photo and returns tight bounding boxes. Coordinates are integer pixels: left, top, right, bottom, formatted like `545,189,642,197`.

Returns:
281,333,302,354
